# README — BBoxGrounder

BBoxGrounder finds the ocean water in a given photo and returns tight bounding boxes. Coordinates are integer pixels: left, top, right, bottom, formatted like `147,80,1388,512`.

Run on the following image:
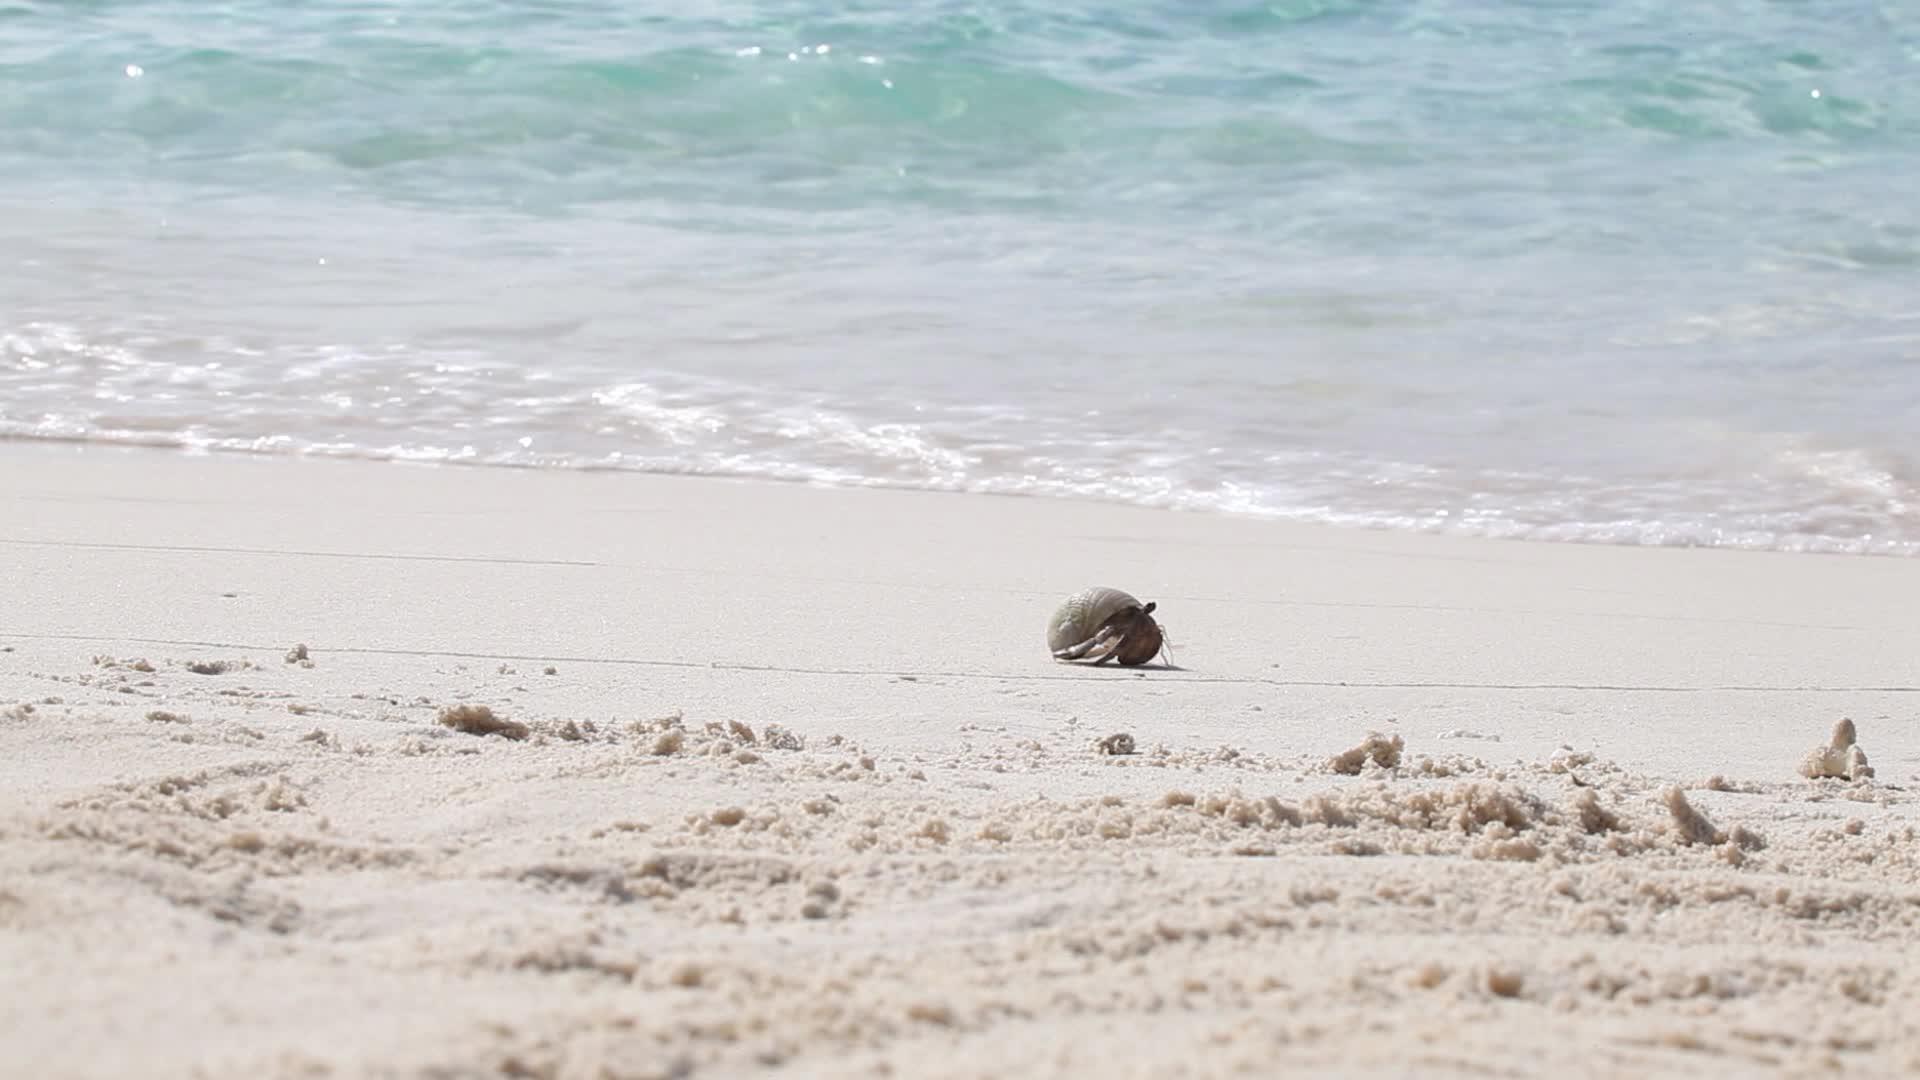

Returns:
3,0,1918,553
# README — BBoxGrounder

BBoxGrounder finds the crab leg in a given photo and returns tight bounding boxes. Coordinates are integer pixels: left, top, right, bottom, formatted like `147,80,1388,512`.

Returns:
1052,633,1111,661
1053,622,1125,661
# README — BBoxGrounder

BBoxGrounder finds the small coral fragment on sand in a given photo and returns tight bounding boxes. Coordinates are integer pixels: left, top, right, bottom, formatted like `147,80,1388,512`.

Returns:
437,704,529,741
1330,732,1404,775
1798,718,1873,781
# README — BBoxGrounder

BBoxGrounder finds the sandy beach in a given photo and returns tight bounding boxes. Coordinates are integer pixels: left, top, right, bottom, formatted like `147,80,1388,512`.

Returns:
2,444,1916,1078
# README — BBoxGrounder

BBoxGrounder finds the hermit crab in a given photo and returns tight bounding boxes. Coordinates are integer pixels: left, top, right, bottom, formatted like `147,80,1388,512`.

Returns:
1046,586,1168,667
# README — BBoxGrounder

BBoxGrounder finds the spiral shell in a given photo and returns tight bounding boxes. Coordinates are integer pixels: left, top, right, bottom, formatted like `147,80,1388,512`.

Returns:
1047,587,1139,652
1047,586,1165,667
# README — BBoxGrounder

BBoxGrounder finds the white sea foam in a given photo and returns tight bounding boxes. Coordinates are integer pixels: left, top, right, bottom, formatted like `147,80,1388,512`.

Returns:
6,321,1918,558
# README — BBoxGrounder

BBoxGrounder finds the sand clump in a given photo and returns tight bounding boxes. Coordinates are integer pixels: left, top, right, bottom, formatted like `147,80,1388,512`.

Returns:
1663,787,1766,858
184,659,253,676
620,712,825,762
1664,786,1723,846
1329,732,1404,774
1799,718,1874,782
1568,789,1623,834
438,704,529,741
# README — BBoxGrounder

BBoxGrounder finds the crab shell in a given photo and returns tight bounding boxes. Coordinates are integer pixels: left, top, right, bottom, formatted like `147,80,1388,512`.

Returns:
1047,586,1165,667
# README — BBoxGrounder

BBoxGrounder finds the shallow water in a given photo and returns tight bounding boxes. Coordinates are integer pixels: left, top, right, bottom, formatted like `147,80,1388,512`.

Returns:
4,0,1918,551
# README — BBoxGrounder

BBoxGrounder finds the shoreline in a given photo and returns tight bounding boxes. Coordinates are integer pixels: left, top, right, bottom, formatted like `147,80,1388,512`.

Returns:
3,435,1916,562
3,442,1917,1077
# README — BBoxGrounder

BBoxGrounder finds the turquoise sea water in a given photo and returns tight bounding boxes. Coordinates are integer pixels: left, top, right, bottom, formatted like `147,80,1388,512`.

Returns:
3,1,1918,551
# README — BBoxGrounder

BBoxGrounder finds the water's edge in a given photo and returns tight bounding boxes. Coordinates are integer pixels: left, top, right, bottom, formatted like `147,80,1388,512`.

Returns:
5,431,1907,559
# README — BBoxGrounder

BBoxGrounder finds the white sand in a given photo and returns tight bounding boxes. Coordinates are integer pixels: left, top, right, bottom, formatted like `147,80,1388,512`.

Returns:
2,444,1917,1078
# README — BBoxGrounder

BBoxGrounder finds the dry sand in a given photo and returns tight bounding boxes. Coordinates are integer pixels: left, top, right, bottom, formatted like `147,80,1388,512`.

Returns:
2,444,1917,1078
